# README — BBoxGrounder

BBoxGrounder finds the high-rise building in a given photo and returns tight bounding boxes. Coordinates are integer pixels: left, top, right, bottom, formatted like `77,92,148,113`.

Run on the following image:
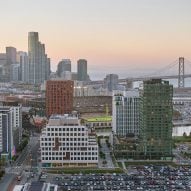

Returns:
46,80,74,117
40,114,98,168
77,59,88,81
6,47,17,81
28,32,50,84
113,90,140,137
17,51,29,82
57,59,71,77
0,53,7,82
0,105,22,158
140,79,173,160
11,64,20,82
6,47,17,65
46,57,51,81
104,74,118,92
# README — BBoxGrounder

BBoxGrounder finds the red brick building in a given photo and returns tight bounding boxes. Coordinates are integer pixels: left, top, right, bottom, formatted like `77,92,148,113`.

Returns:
46,80,74,117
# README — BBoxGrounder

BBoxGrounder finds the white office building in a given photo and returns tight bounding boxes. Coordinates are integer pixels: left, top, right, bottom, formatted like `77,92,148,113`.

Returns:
40,114,98,168
112,90,140,137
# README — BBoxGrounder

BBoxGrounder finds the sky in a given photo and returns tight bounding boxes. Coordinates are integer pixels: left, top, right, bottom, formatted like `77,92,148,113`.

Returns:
0,0,191,80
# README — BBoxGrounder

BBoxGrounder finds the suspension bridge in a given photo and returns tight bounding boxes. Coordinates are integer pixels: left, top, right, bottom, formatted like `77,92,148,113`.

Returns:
86,57,191,88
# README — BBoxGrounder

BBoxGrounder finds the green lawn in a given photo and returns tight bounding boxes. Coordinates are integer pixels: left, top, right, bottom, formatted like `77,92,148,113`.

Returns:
124,161,175,167
173,136,191,143
85,116,112,122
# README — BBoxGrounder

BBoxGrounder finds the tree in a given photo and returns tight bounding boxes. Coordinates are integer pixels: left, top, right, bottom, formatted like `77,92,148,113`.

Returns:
183,132,187,137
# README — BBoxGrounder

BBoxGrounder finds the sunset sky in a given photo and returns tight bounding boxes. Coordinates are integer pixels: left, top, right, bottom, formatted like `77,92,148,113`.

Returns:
0,0,191,79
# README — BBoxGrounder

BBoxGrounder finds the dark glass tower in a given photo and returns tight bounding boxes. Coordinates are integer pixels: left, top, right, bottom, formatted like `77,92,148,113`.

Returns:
140,79,173,160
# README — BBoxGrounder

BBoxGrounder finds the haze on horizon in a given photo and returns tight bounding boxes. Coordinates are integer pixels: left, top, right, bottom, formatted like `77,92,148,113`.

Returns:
0,0,191,80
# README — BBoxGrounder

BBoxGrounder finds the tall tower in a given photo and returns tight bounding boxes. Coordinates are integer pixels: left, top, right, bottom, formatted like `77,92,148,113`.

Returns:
104,74,119,91
77,59,87,81
6,47,17,81
17,51,28,82
178,57,184,88
28,32,50,84
57,59,71,77
140,79,173,160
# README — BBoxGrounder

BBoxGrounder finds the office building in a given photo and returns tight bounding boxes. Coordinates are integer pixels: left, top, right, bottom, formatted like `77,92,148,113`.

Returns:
40,114,98,167
0,53,7,82
60,71,72,80
28,32,50,84
77,59,88,81
104,74,118,92
5,47,17,81
11,64,20,81
6,47,17,65
113,90,140,137
57,59,71,77
46,57,51,81
46,80,74,117
17,51,29,82
0,105,22,158
140,79,173,160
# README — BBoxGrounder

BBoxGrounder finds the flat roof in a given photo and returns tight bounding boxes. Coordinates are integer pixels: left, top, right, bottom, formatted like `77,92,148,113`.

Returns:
13,185,24,191
85,116,112,122
29,182,44,191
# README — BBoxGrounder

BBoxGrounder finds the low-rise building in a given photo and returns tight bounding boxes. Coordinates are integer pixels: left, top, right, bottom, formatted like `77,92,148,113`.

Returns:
83,116,112,130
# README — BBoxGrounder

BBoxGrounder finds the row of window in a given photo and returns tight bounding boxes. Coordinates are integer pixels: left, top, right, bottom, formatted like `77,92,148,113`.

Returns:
41,142,88,146
46,133,85,136
42,157,97,161
41,146,97,151
41,152,97,156
47,127,85,131
41,137,88,141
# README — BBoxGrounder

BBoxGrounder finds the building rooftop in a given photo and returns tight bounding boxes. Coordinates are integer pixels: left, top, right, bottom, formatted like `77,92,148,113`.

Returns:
85,116,112,122
48,114,79,126
29,182,44,191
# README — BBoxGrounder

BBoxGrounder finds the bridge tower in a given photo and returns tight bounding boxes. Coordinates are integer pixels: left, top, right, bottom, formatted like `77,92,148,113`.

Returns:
178,57,185,88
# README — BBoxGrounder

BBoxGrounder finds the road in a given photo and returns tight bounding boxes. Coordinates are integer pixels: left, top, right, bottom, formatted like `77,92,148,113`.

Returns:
0,173,16,191
99,138,114,168
2,135,41,190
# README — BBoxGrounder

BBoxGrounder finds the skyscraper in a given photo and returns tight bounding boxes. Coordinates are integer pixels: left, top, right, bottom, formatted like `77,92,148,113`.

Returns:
46,80,74,117
104,74,119,92
6,47,17,81
0,53,7,82
17,51,29,82
57,59,71,77
77,59,88,81
28,32,50,84
6,47,17,65
11,64,20,82
113,90,140,137
140,79,173,160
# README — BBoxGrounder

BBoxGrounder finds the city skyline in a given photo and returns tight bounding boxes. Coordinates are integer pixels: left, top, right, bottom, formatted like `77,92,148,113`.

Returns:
0,0,191,79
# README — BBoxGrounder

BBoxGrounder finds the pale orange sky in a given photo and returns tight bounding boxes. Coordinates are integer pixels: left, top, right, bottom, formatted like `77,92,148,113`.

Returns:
0,0,191,79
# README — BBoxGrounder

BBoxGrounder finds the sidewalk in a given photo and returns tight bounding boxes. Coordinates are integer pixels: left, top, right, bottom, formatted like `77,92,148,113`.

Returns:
0,173,16,191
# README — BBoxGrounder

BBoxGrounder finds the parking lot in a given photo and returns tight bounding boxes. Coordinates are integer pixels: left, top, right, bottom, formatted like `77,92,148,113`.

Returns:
42,165,191,191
